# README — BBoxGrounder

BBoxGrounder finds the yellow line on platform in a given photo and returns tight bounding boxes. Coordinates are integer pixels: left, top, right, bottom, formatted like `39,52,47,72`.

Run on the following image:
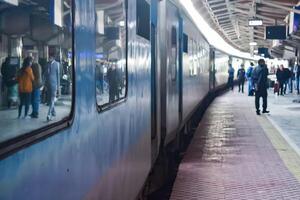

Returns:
257,116,300,182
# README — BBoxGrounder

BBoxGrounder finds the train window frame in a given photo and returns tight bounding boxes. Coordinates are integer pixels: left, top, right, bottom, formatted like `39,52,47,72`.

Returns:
0,0,75,159
95,0,128,112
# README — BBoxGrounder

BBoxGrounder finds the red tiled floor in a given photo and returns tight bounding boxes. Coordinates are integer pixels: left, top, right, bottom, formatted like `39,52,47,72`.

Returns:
170,91,300,200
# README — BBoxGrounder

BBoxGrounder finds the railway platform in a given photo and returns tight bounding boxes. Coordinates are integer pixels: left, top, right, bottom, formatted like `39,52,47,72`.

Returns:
170,89,300,200
0,96,71,143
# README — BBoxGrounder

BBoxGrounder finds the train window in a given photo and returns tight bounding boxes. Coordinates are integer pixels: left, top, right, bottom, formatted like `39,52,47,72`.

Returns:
171,26,177,81
183,34,188,53
95,0,127,109
188,38,194,76
137,0,150,40
0,0,73,144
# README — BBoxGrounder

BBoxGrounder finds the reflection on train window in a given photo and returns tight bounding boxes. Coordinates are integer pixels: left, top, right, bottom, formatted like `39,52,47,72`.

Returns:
170,26,177,81
0,0,73,143
183,34,188,53
95,0,127,108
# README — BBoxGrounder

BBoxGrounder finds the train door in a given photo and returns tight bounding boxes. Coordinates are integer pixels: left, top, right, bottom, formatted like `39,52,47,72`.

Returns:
151,0,160,163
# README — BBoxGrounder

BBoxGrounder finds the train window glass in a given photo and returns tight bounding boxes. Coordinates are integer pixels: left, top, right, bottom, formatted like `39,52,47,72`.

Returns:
170,26,177,81
0,0,73,143
183,34,188,53
188,38,193,76
95,0,127,108
137,0,150,40
191,40,197,76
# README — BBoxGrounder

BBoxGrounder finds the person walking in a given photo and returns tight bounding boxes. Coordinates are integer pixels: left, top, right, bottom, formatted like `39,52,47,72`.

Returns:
246,62,254,96
17,57,34,118
45,54,60,121
228,64,235,90
252,59,269,115
237,64,246,93
30,57,43,118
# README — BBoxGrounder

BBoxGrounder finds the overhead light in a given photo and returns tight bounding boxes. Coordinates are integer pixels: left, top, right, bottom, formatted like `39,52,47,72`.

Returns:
248,19,263,26
249,42,257,46
119,21,125,27
179,0,261,60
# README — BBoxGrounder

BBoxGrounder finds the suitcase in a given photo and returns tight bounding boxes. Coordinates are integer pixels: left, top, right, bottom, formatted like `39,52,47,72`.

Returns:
274,82,279,93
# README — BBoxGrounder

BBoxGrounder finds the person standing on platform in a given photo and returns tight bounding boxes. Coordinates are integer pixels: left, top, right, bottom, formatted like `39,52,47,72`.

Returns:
283,66,291,94
246,62,254,96
1,57,18,108
228,64,235,90
276,65,285,96
30,57,43,118
252,59,269,115
294,61,300,94
17,57,34,118
237,64,246,93
45,54,60,121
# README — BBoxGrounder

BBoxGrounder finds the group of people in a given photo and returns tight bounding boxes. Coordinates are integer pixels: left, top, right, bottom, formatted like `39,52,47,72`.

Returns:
275,64,300,96
96,60,125,104
228,59,270,115
1,54,60,121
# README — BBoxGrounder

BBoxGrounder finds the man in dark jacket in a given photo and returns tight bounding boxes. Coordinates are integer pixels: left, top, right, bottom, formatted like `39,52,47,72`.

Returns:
283,66,291,94
252,59,269,115
30,57,43,118
237,64,246,93
276,65,285,96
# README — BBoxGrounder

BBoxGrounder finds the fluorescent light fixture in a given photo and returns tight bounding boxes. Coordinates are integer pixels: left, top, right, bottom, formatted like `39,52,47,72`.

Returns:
249,42,257,46
119,21,125,27
179,0,261,60
248,19,263,26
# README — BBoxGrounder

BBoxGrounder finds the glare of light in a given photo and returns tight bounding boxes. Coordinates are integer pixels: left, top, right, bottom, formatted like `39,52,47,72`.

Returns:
179,0,261,60
248,19,263,26
254,50,258,53
249,42,257,46
119,21,125,27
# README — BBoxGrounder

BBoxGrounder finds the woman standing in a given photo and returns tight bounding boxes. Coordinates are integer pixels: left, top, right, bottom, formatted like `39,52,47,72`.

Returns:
17,57,34,118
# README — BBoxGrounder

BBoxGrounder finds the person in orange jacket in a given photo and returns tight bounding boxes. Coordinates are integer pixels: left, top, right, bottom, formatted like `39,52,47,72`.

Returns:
17,57,34,118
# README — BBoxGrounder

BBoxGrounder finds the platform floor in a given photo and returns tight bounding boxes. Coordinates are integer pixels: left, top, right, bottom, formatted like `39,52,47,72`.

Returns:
0,96,71,143
170,89,300,200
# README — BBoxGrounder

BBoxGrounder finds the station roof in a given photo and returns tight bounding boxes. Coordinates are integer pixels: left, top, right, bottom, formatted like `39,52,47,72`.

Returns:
193,0,299,58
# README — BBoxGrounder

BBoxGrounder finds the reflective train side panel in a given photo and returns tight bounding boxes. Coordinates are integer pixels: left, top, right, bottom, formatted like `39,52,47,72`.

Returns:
181,13,210,122
0,0,152,199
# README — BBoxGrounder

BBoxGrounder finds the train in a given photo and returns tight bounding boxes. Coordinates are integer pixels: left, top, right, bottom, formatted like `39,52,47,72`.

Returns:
0,0,254,199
